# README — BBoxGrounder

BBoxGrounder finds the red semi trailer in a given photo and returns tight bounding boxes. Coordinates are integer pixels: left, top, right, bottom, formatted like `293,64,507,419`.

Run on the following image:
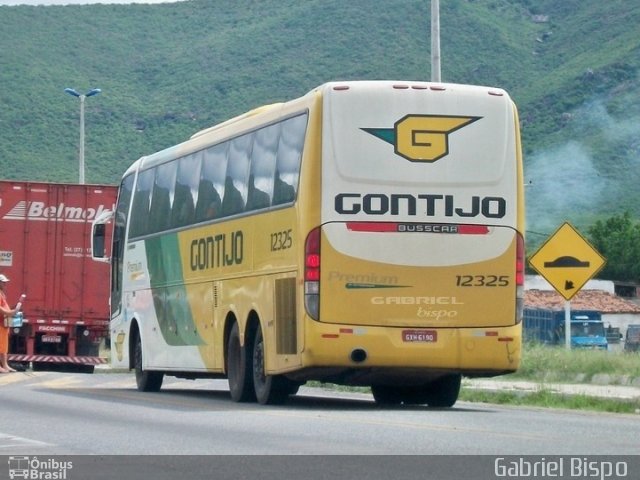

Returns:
0,181,116,373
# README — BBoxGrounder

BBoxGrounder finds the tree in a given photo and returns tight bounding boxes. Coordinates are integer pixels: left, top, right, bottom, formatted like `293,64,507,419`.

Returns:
587,212,640,282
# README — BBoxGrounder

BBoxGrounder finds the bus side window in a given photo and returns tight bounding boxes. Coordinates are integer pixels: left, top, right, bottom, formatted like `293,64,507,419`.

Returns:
247,174,271,211
172,182,195,228
273,114,307,205
247,122,279,211
222,133,253,217
129,169,154,237
221,176,244,217
149,182,171,233
195,143,227,222
273,170,296,205
149,162,177,234
171,153,200,228
195,179,221,222
111,174,134,315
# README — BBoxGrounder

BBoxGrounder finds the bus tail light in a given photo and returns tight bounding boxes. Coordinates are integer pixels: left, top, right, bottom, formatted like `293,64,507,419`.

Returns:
304,227,321,320
515,232,525,324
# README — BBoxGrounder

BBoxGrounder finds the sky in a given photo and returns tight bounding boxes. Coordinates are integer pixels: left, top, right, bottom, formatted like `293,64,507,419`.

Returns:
0,0,188,5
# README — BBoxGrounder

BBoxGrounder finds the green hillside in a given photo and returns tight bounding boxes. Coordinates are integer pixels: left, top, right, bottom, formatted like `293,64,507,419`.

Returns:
0,0,638,237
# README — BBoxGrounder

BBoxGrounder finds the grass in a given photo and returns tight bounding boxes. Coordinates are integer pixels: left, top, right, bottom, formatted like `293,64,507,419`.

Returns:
508,343,640,383
459,344,640,413
458,388,640,414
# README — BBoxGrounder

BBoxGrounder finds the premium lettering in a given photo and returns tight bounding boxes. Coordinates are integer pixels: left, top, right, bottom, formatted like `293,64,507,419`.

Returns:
328,271,399,285
371,296,463,305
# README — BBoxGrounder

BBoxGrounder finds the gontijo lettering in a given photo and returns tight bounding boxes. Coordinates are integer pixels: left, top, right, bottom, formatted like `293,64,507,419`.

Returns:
335,193,506,219
190,230,243,271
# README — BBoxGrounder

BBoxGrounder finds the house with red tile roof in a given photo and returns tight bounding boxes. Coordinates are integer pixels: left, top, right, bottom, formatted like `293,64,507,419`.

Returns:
525,275,640,349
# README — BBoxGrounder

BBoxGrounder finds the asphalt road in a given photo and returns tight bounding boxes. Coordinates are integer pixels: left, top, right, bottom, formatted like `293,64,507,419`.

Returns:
1,371,638,456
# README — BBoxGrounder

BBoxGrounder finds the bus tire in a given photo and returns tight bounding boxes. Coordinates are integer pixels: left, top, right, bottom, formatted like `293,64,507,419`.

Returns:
252,327,289,405
371,385,403,405
371,375,461,407
227,322,255,402
134,334,163,392
423,374,461,408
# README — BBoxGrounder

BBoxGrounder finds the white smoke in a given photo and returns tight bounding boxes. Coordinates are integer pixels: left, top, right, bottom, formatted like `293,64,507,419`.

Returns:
525,97,639,234
525,140,607,233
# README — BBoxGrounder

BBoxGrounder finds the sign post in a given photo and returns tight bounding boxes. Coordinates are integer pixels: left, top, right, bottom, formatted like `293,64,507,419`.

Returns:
528,222,606,349
564,300,571,349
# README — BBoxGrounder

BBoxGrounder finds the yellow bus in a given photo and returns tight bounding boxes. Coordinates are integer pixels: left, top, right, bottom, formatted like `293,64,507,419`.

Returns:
93,81,525,407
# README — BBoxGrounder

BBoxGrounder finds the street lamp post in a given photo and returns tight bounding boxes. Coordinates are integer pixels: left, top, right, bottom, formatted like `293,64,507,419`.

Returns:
64,87,101,184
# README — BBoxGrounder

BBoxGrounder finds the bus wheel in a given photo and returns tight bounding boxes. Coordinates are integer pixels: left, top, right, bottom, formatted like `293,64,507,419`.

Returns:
252,327,290,405
134,334,163,392
423,374,461,407
227,323,255,402
371,385,403,405
372,376,461,407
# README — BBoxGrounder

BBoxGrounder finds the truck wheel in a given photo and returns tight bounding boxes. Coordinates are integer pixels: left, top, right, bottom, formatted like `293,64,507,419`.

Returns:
62,364,95,374
134,334,163,392
252,327,290,405
227,323,255,402
8,362,28,372
32,362,47,372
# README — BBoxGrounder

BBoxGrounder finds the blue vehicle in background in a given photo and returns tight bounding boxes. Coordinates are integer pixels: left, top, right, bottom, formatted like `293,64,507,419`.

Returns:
523,308,608,350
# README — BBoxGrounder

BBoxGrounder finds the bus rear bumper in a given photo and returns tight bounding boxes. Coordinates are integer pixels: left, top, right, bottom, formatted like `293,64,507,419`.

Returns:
296,321,521,383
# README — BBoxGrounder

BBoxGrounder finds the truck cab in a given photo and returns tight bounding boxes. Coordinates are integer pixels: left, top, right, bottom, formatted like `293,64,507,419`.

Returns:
568,315,608,350
523,308,608,350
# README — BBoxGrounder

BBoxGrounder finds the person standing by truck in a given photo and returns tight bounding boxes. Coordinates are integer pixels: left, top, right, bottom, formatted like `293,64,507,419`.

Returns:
0,274,18,372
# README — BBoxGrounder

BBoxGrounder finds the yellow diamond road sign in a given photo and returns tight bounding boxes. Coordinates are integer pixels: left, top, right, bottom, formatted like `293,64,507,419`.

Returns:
528,222,606,301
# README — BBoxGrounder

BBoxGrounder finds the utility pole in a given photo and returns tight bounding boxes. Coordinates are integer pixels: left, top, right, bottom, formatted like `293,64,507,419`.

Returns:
431,0,441,82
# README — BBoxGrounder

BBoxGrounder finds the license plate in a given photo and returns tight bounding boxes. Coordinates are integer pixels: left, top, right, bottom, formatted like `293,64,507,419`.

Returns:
41,335,62,343
402,330,437,343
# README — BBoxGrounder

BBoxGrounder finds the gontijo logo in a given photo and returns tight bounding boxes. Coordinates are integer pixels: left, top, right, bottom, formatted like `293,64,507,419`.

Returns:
362,114,481,162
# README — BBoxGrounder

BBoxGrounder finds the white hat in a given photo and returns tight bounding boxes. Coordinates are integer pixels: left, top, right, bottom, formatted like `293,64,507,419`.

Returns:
0,274,9,282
